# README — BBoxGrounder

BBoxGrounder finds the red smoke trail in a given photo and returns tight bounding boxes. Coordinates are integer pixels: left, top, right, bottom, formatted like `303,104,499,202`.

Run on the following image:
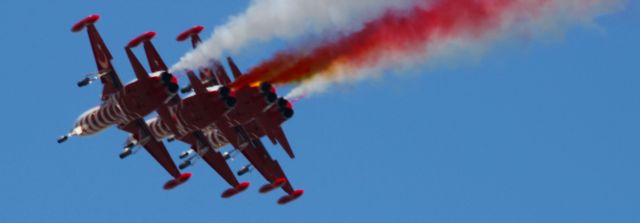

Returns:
231,0,547,89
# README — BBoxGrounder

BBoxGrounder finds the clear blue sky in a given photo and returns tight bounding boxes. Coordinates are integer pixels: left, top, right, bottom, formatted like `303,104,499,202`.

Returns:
0,1,638,222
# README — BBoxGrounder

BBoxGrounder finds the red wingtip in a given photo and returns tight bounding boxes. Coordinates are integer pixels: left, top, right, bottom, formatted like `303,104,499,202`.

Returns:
274,177,288,186
221,182,251,198
259,178,288,194
277,189,304,205
163,172,192,190
71,14,100,32
176,25,205,42
178,172,192,181
238,181,251,190
127,31,157,48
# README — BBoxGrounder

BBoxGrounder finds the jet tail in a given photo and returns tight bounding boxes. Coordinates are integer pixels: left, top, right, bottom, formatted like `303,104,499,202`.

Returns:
227,57,243,80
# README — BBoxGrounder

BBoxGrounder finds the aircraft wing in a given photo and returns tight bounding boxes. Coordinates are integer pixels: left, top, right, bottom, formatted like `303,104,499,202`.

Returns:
125,33,157,81
72,15,123,100
253,100,296,159
120,119,182,179
260,119,295,159
185,131,242,188
235,127,295,194
143,37,168,73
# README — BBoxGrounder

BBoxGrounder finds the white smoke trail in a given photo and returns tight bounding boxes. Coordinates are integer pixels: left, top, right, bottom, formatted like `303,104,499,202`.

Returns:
170,0,417,72
285,0,626,99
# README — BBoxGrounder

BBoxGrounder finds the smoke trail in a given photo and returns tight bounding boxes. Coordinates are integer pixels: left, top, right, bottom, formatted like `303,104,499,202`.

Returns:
170,0,417,72
227,0,624,99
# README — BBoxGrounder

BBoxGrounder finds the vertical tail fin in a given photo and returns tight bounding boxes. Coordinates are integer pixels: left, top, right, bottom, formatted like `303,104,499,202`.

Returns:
214,61,232,85
186,70,208,95
227,57,243,80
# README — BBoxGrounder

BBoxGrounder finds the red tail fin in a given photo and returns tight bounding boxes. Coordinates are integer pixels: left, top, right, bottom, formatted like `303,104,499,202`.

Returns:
186,71,207,95
227,57,243,80
214,61,233,85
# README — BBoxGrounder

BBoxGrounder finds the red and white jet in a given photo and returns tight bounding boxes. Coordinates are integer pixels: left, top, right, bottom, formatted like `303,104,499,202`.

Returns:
176,26,303,204
57,15,191,189
124,34,251,198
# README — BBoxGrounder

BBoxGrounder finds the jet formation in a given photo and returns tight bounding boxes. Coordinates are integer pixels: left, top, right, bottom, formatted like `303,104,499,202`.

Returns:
58,15,303,205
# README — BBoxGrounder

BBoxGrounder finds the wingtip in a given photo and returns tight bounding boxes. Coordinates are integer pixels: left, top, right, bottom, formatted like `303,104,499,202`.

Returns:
277,189,304,205
71,14,100,32
162,172,192,190
127,31,157,48
221,182,251,198
176,25,205,42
